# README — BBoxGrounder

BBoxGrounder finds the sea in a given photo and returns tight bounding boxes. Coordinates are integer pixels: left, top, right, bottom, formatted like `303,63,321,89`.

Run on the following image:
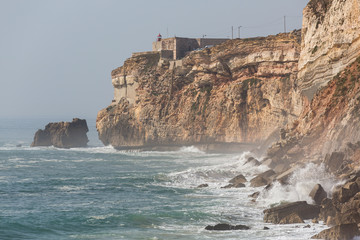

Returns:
0,118,340,240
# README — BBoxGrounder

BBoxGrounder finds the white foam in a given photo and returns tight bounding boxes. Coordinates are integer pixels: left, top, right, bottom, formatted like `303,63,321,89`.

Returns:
258,163,342,207
178,146,205,154
163,152,268,189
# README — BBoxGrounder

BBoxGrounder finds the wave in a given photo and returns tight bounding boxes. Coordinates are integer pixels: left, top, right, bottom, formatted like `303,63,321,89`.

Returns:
163,152,269,189
256,163,343,207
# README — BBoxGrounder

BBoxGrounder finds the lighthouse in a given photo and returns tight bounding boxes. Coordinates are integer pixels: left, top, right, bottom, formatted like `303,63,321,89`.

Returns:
157,33,162,42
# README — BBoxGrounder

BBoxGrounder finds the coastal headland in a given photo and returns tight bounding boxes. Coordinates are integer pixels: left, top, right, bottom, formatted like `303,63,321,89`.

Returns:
96,0,360,238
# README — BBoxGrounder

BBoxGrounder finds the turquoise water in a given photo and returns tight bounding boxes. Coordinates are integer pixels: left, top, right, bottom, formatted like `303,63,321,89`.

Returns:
0,119,328,240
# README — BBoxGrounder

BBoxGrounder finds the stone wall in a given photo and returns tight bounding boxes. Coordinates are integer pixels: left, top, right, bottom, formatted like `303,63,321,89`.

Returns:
197,38,229,48
152,37,229,60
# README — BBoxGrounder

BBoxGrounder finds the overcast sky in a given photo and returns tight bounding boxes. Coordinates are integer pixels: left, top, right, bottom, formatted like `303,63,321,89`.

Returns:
0,0,309,120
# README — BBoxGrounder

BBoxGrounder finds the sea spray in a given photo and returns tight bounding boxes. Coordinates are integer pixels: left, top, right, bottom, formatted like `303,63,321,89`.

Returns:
257,163,343,207
165,151,269,189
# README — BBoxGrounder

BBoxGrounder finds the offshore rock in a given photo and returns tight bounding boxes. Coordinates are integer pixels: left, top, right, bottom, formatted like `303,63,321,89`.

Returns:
31,118,89,148
205,223,250,231
96,31,302,150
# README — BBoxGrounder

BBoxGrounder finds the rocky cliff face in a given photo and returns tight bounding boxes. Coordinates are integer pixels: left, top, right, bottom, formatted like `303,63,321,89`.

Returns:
97,32,302,150
266,0,360,168
298,0,360,101
268,58,360,167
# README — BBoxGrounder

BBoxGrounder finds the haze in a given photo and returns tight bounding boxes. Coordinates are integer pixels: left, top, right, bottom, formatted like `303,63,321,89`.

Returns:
0,0,308,119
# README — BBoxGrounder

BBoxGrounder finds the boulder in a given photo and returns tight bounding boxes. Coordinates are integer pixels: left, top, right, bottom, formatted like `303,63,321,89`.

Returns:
229,174,247,184
221,183,245,189
273,163,288,173
279,213,304,224
311,223,360,240
275,165,300,185
263,201,320,224
249,191,260,199
243,157,261,166
309,184,327,205
197,184,209,188
324,152,345,174
205,223,250,231
334,211,360,226
333,181,359,203
250,176,270,187
250,170,276,187
31,118,89,148
319,198,338,223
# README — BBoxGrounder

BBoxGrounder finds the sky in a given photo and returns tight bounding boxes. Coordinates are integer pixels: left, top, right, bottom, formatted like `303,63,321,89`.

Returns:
0,0,309,120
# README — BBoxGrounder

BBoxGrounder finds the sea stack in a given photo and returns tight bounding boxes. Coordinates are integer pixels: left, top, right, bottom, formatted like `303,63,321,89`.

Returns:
31,118,89,148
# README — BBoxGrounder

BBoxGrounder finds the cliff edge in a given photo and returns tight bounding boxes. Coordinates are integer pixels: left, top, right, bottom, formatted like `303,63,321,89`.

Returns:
97,32,302,151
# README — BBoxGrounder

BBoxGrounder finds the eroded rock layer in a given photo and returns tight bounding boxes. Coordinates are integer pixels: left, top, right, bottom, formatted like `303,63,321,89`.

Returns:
97,32,302,150
298,0,360,100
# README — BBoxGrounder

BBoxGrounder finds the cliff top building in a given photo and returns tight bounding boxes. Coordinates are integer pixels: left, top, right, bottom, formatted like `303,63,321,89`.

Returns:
132,35,229,60
152,35,229,60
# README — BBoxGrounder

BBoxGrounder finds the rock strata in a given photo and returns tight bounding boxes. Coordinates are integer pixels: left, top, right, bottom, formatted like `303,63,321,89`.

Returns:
97,31,302,150
31,118,89,148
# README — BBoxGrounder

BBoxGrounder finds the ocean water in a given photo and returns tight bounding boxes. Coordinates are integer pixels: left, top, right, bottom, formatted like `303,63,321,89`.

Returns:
0,118,334,240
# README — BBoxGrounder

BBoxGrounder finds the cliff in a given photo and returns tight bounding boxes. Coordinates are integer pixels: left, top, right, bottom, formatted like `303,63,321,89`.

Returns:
96,31,302,150
266,0,360,168
298,0,360,101
268,58,360,168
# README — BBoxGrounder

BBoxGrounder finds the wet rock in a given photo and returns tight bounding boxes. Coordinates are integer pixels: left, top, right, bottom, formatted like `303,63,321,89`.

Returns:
221,183,245,189
197,184,209,188
205,223,250,231
249,191,260,199
279,213,304,224
250,170,276,187
304,224,311,228
31,118,89,148
263,226,270,230
250,176,270,187
309,184,327,205
312,219,319,224
311,223,360,240
275,165,300,185
324,152,345,174
334,210,360,226
273,163,288,173
263,201,320,224
333,181,359,203
319,198,338,223
229,174,247,184
244,157,260,166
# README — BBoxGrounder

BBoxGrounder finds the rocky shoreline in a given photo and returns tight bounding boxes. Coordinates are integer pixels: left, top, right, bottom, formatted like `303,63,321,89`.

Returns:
94,0,360,238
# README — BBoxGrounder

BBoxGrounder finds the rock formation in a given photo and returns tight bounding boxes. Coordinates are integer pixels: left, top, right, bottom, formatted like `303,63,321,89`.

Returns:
263,201,320,224
298,0,360,101
97,31,302,150
31,118,89,148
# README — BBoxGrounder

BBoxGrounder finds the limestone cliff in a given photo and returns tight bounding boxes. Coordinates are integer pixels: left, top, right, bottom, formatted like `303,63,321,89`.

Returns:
266,0,360,168
96,32,302,150
268,58,360,167
298,0,360,100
